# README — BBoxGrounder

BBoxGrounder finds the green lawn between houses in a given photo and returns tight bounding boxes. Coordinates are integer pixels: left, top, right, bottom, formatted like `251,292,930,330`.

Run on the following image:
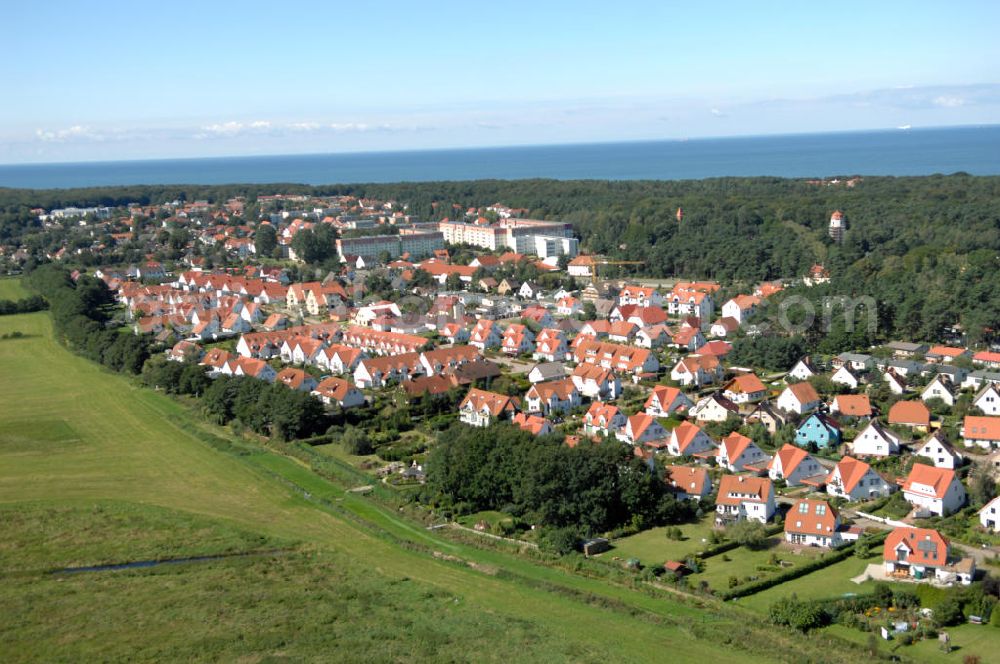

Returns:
0,309,799,663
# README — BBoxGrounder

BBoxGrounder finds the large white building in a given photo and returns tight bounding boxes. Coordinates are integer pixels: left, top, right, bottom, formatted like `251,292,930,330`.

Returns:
438,219,578,259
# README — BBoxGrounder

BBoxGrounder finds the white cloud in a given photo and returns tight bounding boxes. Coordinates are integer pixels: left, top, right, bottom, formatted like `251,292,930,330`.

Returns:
932,95,966,108
710,108,727,117
35,125,100,142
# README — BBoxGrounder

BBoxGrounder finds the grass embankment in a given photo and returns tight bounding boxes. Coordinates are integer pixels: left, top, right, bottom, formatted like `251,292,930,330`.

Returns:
0,309,793,663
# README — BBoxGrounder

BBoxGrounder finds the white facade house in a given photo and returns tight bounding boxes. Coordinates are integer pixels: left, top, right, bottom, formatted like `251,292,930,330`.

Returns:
715,475,776,525
776,383,821,415
768,444,825,487
974,384,1000,416
901,464,967,517
979,496,1000,532
831,366,860,390
921,375,956,407
787,357,819,382
914,432,963,470
825,456,895,501
851,420,902,457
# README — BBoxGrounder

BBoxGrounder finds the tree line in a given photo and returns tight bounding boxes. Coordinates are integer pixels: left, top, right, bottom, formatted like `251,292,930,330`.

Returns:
423,422,694,537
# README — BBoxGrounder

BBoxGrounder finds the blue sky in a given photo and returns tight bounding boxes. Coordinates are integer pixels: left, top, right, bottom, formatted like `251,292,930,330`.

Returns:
3,0,999,163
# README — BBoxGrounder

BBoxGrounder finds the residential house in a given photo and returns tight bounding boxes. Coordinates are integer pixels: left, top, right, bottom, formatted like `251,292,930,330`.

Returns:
831,365,860,390
784,499,843,548
901,464,967,516
715,475,776,525
888,401,931,431
583,402,626,437
512,412,554,437
353,353,423,389
962,415,1000,450
665,466,712,501
670,354,723,387
852,419,903,457
458,388,520,427
570,364,621,401
833,352,874,372
795,413,842,450
438,322,470,345
316,345,366,375
312,377,365,409
617,413,669,446
914,431,963,469
744,401,788,435
883,527,974,585
501,323,535,355
787,356,819,382
469,319,501,350
527,362,566,384
690,392,740,423
768,444,826,487
776,382,821,415
644,385,694,418
556,296,582,317
974,384,1000,416
722,373,767,404
573,339,658,380
666,421,715,457
826,456,895,501
671,326,707,352
635,324,672,349
275,368,318,392
619,285,663,308
607,321,638,344
533,328,569,362
925,345,970,364
883,369,908,395
830,394,873,418
721,294,760,324
709,316,740,338
524,379,580,415
978,496,1000,533
921,375,956,407
518,281,542,299
716,432,769,472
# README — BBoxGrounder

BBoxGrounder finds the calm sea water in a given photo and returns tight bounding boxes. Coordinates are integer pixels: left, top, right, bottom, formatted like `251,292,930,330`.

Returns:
1,126,998,189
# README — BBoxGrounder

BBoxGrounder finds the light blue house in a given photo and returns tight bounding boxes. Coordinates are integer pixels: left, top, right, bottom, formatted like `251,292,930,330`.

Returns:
795,413,842,450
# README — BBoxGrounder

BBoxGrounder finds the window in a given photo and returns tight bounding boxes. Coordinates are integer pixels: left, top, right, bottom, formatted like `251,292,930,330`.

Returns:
798,502,809,514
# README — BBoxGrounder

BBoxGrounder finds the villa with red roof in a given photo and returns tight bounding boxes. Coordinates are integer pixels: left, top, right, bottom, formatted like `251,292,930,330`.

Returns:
826,456,895,501
883,527,974,585
665,466,712,501
784,499,843,548
616,413,668,446
512,412,554,437
901,463,967,516
962,415,1000,450
888,400,931,431
583,402,626,437
716,432,769,472
312,377,364,409
666,421,715,457
722,373,767,403
768,444,826,487
715,475,776,524
776,382,821,415
644,385,694,417
524,379,580,415
459,388,520,427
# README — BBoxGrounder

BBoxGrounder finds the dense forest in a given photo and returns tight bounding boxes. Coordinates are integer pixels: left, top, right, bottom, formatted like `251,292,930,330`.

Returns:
4,174,999,342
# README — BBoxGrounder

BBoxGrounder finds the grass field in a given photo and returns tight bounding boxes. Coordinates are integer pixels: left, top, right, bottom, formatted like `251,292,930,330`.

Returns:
0,276,29,300
605,516,718,564
1,308,811,663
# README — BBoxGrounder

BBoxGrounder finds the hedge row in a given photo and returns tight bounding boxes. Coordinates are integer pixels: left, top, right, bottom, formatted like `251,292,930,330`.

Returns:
696,522,785,559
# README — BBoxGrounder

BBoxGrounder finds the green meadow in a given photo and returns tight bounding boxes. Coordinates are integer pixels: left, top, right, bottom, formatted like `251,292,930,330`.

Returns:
0,303,868,662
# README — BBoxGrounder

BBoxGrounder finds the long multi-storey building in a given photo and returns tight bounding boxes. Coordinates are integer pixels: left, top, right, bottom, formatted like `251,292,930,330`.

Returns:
438,218,578,259
335,229,444,262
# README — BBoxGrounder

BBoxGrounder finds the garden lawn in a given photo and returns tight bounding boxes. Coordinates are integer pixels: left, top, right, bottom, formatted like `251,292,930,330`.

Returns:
737,555,875,613
607,516,719,565
692,539,826,591
0,277,29,300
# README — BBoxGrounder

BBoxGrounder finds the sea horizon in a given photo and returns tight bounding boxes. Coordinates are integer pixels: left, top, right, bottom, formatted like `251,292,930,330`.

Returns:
2,124,999,189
